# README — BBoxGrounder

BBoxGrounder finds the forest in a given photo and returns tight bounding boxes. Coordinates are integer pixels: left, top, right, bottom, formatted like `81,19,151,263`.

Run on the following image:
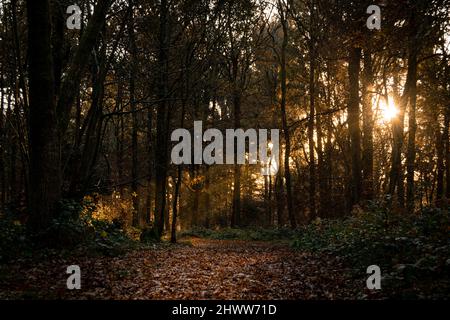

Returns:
0,0,449,300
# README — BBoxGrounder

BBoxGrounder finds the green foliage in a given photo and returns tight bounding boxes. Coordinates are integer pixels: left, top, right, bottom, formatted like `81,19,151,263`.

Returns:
35,199,86,248
86,217,132,256
178,227,214,239
179,227,296,241
0,211,28,262
75,199,134,255
140,225,160,243
291,203,450,298
1,198,136,260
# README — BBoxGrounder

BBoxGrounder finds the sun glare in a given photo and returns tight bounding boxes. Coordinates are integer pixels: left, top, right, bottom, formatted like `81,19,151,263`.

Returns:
379,98,399,122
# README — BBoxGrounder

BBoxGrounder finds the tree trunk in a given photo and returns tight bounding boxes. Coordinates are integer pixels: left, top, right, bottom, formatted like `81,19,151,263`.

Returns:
154,0,170,237
26,0,62,232
389,11,420,211
171,167,182,243
146,104,153,225
348,46,362,208
436,113,445,206
50,0,64,96
308,8,316,220
279,4,296,228
406,10,418,213
317,112,327,217
362,50,374,201
387,74,405,208
325,115,333,217
231,89,241,227
129,1,140,227
114,82,124,196
275,170,285,227
171,90,186,243
0,60,4,207
444,108,450,201
12,0,29,111
204,168,211,228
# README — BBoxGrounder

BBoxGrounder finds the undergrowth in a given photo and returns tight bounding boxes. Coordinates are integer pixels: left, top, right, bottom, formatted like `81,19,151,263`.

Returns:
292,202,450,299
179,226,297,241
0,198,143,261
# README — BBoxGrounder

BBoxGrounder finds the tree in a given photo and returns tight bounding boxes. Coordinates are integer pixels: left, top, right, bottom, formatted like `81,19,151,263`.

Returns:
277,0,296,228
362,50,374,201
26,0,62,232
129,0,140,227
348,46,362,208
25,0,113,233
154,0,170,237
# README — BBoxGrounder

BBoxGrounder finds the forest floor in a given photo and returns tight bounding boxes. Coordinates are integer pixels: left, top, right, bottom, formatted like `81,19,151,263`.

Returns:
0,237,374,300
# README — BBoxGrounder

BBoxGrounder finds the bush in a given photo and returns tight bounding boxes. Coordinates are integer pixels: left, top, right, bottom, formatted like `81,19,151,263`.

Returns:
1,198,136,260
33,199,87,248
140,225,160,243
178,226,297,241
0,211,28,262
291,202,450,298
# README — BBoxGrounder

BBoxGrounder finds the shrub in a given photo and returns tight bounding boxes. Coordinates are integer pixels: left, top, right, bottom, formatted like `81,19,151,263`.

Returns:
0,211,28,262
291,203,450,298
140,225,160,243
1,198,136,259
178,226,297,241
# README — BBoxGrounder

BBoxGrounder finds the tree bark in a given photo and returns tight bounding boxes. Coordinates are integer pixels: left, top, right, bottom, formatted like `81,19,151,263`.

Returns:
171,167,182,243
308,6,316,220
436,113,445,206
406,10,418,213
444,108,450,201
114,82,124,196
171,84,187,243
317,111,327,217
26,0,62,232
231,92,241,227
12,0,29,111
387,74,405,208
362,50,374,201
275,169,285,227
154,0,170,237
279,2,296,228
348,46,362,208
146,103,153,225
0,57,4,207
129,0,140,227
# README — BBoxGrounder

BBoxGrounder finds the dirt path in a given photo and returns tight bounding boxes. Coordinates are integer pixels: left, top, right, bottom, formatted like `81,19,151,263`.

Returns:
0,238,363,299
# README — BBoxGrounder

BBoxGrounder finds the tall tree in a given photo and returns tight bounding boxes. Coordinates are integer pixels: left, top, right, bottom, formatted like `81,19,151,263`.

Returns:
405,6,419,213
154,0,170,237
278,0,296,228
362,50,374,201
307,1,317,220
348,46,362,208
26,0,61,232
129,0,140,227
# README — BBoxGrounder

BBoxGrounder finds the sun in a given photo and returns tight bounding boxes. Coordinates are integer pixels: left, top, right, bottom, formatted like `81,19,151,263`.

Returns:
379,98,399,122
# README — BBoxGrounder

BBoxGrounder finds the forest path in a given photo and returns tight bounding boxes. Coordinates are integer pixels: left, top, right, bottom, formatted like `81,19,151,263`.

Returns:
76,238,358,299
1,238,361,299
134,238,355,299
